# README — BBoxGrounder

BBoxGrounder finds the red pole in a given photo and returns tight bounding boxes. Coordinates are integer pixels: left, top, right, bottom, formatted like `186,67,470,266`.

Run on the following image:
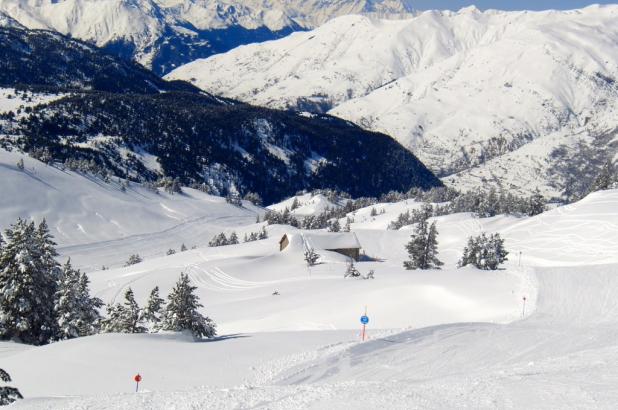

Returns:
361,324,366,341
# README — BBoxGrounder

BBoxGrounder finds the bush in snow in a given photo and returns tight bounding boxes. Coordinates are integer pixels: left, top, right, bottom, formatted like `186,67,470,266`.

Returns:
55,259,103,340
124,254,143,266
0,219,59,345
161,273,216,340
403,219,443,270
0,369,22,405
458,233,509,270
344,262,362,278
243,192,263,206
101,288,146,334
16,158,24,171
166,248,176,256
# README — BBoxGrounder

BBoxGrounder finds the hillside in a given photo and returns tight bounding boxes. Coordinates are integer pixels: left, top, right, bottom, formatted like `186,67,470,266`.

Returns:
0,25,441,204
168,6,618,198
0,0,414,75
3,179,618,408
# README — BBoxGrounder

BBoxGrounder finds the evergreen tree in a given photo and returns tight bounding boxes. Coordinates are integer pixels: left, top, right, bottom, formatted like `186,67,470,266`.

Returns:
344,261,362,278
101,288,146,334
0,369,22,406
589,160,617,193
258,227,268,240
142,286,165,331
228,232,239,245
0,219,58,345
180,243,188,252
124,254,143,266
76,271,103,336
403,220,443,270
304,248,320,266
527,189,546,216
54,259,81,340
329,219,341,232
161,273,216,340
166,248,176,256
458,233,509,270
209,233,228,247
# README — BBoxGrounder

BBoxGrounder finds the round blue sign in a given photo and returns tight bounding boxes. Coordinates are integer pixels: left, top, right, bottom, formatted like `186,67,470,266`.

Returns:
360,315,369,325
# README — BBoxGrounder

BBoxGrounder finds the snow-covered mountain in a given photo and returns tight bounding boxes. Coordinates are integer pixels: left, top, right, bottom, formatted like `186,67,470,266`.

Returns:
167,5,618,199
0,0,414,74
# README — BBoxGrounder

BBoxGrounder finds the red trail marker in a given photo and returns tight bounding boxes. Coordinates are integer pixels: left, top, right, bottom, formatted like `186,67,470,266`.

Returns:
134,373,142,392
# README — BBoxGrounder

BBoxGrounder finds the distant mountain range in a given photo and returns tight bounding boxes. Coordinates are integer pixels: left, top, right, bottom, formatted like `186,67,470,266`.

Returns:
0,0,414,75
0,25,441,204
167,5,618,199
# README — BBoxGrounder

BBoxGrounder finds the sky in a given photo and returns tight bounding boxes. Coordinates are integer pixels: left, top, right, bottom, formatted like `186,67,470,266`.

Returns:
412,1,616,11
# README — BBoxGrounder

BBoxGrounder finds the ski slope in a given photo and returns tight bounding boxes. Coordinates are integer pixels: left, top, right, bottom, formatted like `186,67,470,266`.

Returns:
3,180,618,408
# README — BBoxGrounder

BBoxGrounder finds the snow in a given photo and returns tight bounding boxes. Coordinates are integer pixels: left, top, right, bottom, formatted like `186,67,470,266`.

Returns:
0,0,414,67
267,193,339,217
2,144,618,407
167,5,618,196
0,149,262,270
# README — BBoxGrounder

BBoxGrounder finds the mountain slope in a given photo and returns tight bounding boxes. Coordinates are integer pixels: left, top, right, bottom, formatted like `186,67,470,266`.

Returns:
167,6,618,198
0,25,441,204
0,0,414,75
0,26,198,93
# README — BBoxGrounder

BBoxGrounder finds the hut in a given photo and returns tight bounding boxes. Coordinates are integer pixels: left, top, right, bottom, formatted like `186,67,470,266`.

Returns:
279,231,362,261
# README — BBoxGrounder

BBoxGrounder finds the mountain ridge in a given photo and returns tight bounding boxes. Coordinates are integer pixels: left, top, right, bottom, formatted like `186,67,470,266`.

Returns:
0,0,415,74
167,5,618,198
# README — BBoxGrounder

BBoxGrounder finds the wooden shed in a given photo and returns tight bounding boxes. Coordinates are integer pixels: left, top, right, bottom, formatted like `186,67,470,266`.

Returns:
279,231,362,261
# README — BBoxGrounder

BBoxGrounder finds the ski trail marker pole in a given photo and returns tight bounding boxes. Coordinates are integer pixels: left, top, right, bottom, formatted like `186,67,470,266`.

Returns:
134,373,142,392
522,296,527,318
360,306,369,342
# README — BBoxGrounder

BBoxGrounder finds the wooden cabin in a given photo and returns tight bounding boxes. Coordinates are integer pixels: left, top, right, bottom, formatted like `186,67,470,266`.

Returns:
279,232,362,261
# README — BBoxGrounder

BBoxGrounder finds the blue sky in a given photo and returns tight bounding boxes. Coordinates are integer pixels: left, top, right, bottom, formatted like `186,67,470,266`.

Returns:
412,1,616,11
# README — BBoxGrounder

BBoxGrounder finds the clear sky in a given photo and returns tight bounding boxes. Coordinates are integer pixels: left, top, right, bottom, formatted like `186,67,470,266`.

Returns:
412,1,616,11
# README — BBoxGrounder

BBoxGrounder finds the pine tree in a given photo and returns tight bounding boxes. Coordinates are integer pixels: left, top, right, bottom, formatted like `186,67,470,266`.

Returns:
458,233,509,270
344,261,362,278
180,243,188,252
258,227,268,240
166,248,176,256
76,271,103,336
229,232,239,245
329,220,341,232
124,254,143,266
0,219,58,345
161,273,216,340
101,288,145,334
0,369,22,405
403,220,443,270
527,189,546,216
54,259,81,340
143,286,165,332
304,248,320,266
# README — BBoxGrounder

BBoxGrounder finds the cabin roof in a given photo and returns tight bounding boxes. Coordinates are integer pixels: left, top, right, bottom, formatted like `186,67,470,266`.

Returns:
282,231,361,250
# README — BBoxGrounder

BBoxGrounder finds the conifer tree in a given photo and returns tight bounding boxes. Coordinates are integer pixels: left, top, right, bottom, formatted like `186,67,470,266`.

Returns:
304,248,320,266
527,189,546,216
54,259,81,340
458,233,509,270
161,273,216,340
143,286,165,331
403,220,443,270
0,219,58,345
180,243,188,252
229,232,239,245
258,227,268,240
0,369,22,405
101,288,145,334
76,271,103,336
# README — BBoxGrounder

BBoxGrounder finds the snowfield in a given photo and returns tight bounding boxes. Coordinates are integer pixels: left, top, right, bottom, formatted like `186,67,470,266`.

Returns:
1,151,617,408
167,5,618,197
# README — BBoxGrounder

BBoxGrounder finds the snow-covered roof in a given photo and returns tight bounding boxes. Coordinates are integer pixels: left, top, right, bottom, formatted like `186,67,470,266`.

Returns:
297,231,361,250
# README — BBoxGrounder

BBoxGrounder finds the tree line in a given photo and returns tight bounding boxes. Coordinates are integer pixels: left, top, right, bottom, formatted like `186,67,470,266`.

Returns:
0,218,216,346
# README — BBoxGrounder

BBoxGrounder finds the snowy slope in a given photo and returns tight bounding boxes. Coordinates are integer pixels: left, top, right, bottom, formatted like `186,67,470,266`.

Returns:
168,5,618,197
0,148,262,270
5,189,618,408
0,0,414,73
